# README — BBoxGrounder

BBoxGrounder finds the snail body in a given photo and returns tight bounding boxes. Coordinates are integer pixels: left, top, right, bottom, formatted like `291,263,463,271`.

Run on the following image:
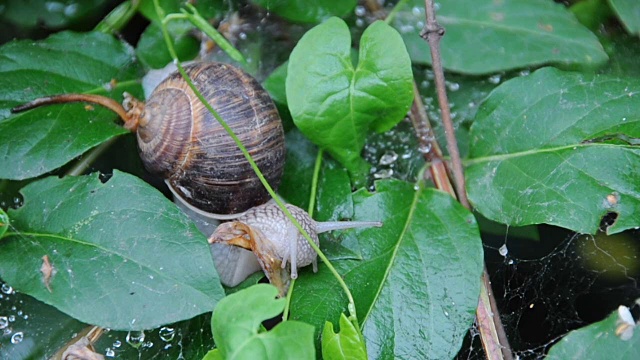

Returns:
210,202,382,296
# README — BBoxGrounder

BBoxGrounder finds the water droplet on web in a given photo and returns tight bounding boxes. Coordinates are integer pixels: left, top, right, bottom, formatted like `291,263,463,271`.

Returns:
0,316,8,329
126,330,145,349
8,315,15,322
355,18,365,27
11,331,23,344
63,3,78,17
355,5,366,16
105,348,115,357
113,340,122,348
1,284,14,294
412,6,422,16
379,150,398,165
499,244,509,257
159,326,176,342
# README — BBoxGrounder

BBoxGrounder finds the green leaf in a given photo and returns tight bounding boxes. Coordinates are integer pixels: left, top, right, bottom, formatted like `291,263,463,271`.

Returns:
570,0,613,31
291,180,484,359
287,18,414,183
139,0,225,23
393,0,608,74
251,0,356,23
0,171,224,330
203,349,223,360
136,20,200,69
0,208,8,238
608,0,640,35
0,31,143,180
546,306,640,359
322,313,367,360
467,67,640,235
211,284,315,359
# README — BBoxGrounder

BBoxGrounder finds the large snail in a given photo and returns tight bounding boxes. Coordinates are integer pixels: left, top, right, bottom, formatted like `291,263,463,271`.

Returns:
12,61,381,295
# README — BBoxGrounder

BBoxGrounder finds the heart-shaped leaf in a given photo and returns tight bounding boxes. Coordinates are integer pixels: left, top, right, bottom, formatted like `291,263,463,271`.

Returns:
291,179,484,359
608,0,640,35
0,171,224,330
287,17,414,182
251,0,356,23
0,31,143,180
546,306,640,359
322,313,367,360
393,0,608,74
211,284,315,359
467,67,640,234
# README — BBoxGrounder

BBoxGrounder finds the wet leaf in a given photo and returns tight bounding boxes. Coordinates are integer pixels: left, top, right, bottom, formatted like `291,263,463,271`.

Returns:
0,171,224,330
291,180,484,359
211,284,315,359
0,208,8,238
608,0,640,35
251,0,356,23
287,18,413,183
393,0,608,74
0,31,143,180
467,67,640,234
322,313,367,360
0,0,110,30
546,306,640,359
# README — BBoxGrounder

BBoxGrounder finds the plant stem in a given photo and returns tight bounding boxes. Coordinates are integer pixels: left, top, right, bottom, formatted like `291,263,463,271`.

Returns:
420,1,512,359
94,0,141,34
385,0,410,24
65,137,119,177
153,0,360,324
308,149,324,217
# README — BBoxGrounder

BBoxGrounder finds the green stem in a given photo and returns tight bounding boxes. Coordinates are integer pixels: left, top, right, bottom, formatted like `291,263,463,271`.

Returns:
307,149,324,217
65,138,119,177
153,0,359,322
162,4,250,70
94,0,141,34
282,278,295,321
385,0,410,24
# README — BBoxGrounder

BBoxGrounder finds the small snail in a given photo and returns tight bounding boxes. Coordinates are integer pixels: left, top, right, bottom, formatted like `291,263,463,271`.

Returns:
12,61,381,295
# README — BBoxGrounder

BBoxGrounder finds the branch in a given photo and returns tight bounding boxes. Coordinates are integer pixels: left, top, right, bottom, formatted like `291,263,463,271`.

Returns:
419,1,513,359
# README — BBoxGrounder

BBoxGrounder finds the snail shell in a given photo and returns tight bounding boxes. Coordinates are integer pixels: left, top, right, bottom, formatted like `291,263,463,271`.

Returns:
137,62,285,215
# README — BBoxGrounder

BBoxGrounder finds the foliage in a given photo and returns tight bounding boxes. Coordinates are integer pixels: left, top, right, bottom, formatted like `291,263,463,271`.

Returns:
0,0,638,359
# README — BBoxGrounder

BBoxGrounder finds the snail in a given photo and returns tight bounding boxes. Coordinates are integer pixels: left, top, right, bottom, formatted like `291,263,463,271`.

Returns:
12,61,382,295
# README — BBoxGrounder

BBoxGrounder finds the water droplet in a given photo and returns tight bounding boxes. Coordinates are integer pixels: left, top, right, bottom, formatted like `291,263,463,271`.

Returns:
446,81,460,91
113,340,122,348
373,169,393,179
1,284,14,294
488,74,502,84
412,6,422,16
8,315,15,322
11,331,23,344
444,311,449,317
126,330,145,349
105,347,115,357
0,316,8,329
355,5,366,16
499,244,508,257
143,341,154,349
238,32,247,40
379,150,398,165
17,310,22,316
63,3,78,17
45,1,64,13
519,70,531,77
418,143,432,154
355,18,365,27
159,326,176,342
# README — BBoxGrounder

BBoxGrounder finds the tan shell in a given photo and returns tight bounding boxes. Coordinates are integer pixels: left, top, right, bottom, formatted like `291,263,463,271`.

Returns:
137,62,285,215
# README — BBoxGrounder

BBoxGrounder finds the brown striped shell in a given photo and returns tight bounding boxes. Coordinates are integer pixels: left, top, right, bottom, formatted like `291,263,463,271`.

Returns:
136,62,285,215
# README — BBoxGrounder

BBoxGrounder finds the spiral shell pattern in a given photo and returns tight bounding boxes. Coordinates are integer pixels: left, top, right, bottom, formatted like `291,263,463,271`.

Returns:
137,62,285,215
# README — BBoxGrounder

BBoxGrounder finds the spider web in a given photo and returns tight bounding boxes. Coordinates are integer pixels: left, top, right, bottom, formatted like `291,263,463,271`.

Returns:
458,224,640,359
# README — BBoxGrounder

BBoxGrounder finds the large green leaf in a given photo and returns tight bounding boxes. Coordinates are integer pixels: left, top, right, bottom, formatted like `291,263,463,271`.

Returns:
608,0,640,35
251,0,356,23
290,180,484,359
546,306,640,359
392,0,608,74
0,171,224,330
211,284,315,359
0,31,143,180
467,67,640,235
287,18,414,183
322,313,367,360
